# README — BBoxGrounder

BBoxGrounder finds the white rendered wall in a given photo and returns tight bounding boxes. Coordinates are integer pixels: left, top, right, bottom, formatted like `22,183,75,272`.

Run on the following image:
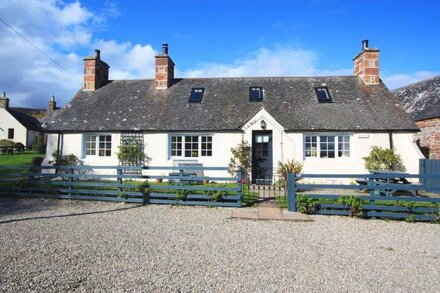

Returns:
0,108,29,146
44,129,423,179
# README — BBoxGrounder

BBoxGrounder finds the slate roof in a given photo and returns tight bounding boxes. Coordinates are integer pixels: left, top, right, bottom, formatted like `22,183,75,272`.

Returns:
44,76,418,133
393,75,440,121
8,108,42,131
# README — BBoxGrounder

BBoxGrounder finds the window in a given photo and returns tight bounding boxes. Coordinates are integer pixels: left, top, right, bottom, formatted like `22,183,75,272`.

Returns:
7,128,14,139
249,87,263,101
84,134,111,157
315,87,332,103
170,135,213,157
189,87,204,103
305,135,317,157
99,135,112,156
201,136,212,156
319,136,335,158
185,136,199,157
85,135,96,156
304,135,351,158
171,136,182,156
338,135,351,158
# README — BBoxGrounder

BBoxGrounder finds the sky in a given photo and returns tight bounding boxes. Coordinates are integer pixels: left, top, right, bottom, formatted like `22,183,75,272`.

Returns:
0,0,439,108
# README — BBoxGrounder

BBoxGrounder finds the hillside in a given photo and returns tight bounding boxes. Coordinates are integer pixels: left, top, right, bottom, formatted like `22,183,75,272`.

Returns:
393,76,440,121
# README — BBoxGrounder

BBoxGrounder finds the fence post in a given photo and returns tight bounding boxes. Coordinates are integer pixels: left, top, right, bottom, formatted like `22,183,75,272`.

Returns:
237,167,242,207
117,168,123,198
287,173,296,212
68,168,73,197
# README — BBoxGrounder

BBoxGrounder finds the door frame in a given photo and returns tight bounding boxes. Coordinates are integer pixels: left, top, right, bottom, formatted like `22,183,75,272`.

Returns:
251,130,273,184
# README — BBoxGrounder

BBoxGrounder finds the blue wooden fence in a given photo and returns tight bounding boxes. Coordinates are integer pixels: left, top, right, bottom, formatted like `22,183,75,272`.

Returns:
0,165,242,207
420,159,440,192
287,173,440,222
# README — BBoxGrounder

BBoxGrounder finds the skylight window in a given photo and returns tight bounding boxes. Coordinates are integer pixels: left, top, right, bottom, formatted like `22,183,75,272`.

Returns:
249,87,263,102
315,87,332,103
189,87,205,103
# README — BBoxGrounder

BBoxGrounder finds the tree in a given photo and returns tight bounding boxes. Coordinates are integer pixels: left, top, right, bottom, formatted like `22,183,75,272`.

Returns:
362,146,406,172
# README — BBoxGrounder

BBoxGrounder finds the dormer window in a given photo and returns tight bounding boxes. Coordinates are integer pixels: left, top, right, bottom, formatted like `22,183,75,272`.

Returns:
249,87,263,102
189,87,204,103
315,87,332,103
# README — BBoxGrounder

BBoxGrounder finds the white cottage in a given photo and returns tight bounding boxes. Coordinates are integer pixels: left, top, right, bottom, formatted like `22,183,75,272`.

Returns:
43,41,423,181
0,93,44,148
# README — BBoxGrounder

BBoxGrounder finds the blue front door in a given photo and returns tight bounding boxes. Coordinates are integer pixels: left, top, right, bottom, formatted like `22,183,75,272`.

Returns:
252,131,273,184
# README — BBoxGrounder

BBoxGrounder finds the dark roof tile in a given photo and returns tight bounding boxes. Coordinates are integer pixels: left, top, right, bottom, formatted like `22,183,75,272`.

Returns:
45,76,418,132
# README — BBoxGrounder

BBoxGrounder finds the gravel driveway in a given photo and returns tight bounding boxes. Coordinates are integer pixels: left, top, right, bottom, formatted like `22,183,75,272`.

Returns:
1,197,439,292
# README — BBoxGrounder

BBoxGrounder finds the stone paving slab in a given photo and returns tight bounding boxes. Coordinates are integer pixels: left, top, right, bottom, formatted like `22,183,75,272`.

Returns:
231,207,313,222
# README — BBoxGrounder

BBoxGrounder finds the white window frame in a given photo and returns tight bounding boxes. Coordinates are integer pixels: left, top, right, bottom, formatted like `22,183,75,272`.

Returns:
83,134,112,158
304,133,352,160
169,134,213,158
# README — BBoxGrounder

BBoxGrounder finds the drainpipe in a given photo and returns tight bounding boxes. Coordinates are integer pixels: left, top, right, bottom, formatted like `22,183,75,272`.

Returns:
56,133,61,165
389,132,394,149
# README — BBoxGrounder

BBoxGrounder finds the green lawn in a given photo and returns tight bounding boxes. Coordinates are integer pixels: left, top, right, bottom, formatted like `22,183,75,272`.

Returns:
0,153,44,166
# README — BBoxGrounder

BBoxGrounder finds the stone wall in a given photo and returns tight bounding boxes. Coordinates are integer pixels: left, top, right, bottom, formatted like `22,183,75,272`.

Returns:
415,117,440,159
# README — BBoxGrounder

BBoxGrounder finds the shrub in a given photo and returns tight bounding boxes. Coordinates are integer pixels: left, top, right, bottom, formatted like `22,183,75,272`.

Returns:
228,139,251,177
0,139,14,147
13,142,25,153
296,194,320,214
116,140,149,166
51,151,81,166
278,160,303,185
337,196,365,218
362,146,405,172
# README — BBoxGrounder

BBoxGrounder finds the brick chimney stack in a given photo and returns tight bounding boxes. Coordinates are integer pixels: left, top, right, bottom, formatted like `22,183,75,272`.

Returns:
353,40,380,85
83,49,110,91
155,43,175,89
48,94,56,111
0,92,9,109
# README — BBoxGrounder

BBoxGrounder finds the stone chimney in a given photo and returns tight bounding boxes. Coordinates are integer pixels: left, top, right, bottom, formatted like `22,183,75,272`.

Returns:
0,92,9,109
155,43,175,89
83,49,110,91
353,40,380,85
48,94,56,111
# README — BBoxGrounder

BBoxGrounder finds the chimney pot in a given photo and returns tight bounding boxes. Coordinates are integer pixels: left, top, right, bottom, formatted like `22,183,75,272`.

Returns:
94,49,100,59
162,43,169,55
362,40,369,50
2,92,5,97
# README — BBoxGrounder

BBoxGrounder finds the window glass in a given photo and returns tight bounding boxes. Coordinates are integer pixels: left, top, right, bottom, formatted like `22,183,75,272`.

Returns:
99,135,112,157
184,136,199,157
305,135,350,158
170,135,213,157
319,136,335,158
85,135,96,156
189,88,204,103
201,136,212,156
305,135,318,157
249,87,263,101
7,128,14,139
171,136,182,156
315,87,332,103
338,135,350,157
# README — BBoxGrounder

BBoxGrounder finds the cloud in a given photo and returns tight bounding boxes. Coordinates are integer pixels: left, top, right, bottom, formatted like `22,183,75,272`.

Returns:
382,71,440,90
94,40,157,80
181,47,351,78
0,0,157,108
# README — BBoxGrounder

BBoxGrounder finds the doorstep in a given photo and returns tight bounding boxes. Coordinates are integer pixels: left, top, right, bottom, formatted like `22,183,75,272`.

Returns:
231,206,313,222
